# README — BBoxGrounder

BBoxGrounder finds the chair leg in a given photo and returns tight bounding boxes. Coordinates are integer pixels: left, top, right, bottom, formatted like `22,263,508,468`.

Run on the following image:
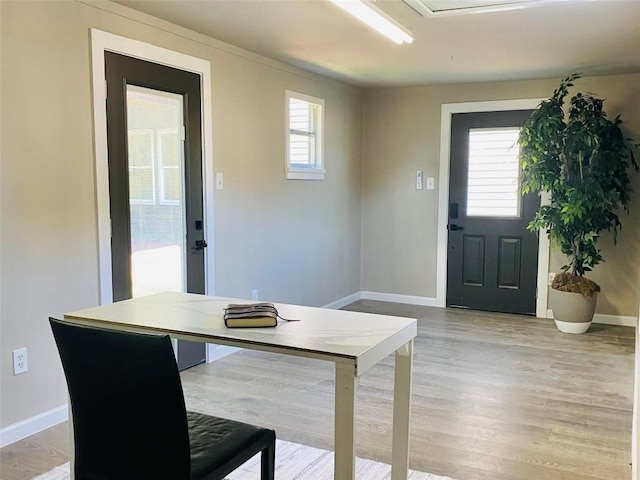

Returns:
260,442,275,480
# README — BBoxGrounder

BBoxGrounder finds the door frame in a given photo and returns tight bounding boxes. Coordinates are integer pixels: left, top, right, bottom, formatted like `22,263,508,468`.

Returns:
90,29,215,305
437,99,549,317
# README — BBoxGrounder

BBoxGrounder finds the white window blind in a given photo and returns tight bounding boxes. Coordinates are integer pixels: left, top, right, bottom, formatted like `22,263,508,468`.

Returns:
285,90,324,180
289,98,316,166
467,127,521,217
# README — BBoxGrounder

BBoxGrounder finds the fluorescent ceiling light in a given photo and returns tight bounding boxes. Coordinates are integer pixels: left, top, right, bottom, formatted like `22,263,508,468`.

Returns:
330,0,413,45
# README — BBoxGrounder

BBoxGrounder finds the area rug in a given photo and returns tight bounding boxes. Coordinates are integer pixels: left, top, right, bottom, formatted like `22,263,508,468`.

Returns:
32,439,456,480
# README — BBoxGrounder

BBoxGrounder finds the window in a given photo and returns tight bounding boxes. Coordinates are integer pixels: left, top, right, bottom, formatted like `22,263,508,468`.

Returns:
158,129,181,204
128,128,183,205
466,127,522,217
285,90,324,180
128,130,155,204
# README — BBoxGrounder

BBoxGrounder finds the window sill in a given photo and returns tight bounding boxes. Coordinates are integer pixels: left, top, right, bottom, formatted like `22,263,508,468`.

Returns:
286,170,325,180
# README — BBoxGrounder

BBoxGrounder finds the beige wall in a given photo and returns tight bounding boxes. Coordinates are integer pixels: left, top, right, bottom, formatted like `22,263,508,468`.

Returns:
0,0,363,428
362,75,640,315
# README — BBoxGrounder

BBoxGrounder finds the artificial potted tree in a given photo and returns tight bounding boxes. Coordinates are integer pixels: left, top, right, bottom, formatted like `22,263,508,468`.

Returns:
519,73,638,334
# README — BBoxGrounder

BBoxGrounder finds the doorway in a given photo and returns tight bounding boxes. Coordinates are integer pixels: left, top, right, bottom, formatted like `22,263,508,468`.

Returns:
437,100,549,317
446,110,539,315
104,51,207,370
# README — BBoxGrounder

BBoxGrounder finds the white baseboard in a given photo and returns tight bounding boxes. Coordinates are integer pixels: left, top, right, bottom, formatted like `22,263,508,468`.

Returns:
592,313,637,327
0,404,68,448
361,291,441,307
323,291,362,310
546,309,637,327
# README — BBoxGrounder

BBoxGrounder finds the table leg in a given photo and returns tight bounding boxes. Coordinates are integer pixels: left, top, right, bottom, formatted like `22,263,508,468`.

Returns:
68,400,75,480
334,362,358,479
391,339,413,480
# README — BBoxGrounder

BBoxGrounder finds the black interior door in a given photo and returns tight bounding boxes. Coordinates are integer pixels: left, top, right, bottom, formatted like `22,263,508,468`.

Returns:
105,52,206,370
447,110,539,315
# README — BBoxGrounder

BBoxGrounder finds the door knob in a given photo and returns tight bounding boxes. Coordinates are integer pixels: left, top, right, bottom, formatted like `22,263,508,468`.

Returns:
448,224,464,231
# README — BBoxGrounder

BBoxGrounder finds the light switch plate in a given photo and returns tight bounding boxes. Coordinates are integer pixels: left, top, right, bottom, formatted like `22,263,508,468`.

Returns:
416,170,423,190
426,177,435,190
215,173,224,190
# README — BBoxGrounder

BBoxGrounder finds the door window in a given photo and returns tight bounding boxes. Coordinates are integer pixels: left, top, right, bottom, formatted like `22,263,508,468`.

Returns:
466,127,521,218
126,86,186,298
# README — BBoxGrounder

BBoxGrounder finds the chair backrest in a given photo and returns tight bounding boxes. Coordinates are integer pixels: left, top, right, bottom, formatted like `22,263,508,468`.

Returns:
50,318,191,479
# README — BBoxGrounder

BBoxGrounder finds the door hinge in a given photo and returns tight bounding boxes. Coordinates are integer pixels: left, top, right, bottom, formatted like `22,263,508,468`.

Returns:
181,126,186,142
104,79,108,100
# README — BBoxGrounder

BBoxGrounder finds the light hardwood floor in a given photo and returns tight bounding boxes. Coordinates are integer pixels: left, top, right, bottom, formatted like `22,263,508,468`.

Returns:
1,300,634,480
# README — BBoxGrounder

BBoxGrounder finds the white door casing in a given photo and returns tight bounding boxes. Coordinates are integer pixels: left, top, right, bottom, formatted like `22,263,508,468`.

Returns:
438,99,549,317
90,29,215,305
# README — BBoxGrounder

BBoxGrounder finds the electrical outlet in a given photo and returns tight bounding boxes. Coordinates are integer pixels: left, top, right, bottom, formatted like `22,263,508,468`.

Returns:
13,347,28,375
548,272,556,285
252,289,259,301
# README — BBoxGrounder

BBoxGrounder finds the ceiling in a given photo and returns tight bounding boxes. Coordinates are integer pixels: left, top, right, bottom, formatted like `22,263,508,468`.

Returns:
115,0,640,87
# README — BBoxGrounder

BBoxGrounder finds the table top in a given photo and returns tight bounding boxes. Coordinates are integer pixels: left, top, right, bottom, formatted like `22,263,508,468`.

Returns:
64,292,417,374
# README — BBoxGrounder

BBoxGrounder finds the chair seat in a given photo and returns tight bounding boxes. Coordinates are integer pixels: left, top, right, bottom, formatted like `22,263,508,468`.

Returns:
188,411,276,480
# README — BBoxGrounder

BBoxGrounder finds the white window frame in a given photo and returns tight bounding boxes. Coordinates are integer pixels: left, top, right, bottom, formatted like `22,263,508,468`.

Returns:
285,90,325,180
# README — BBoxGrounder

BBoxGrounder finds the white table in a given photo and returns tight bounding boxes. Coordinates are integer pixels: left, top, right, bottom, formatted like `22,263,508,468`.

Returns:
64,292,417,480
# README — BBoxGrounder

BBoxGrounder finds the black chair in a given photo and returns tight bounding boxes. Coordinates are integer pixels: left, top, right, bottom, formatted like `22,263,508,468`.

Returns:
49,317,275,480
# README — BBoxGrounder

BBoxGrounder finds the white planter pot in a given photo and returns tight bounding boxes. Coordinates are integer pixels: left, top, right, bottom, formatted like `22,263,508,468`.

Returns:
550,288,597,334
